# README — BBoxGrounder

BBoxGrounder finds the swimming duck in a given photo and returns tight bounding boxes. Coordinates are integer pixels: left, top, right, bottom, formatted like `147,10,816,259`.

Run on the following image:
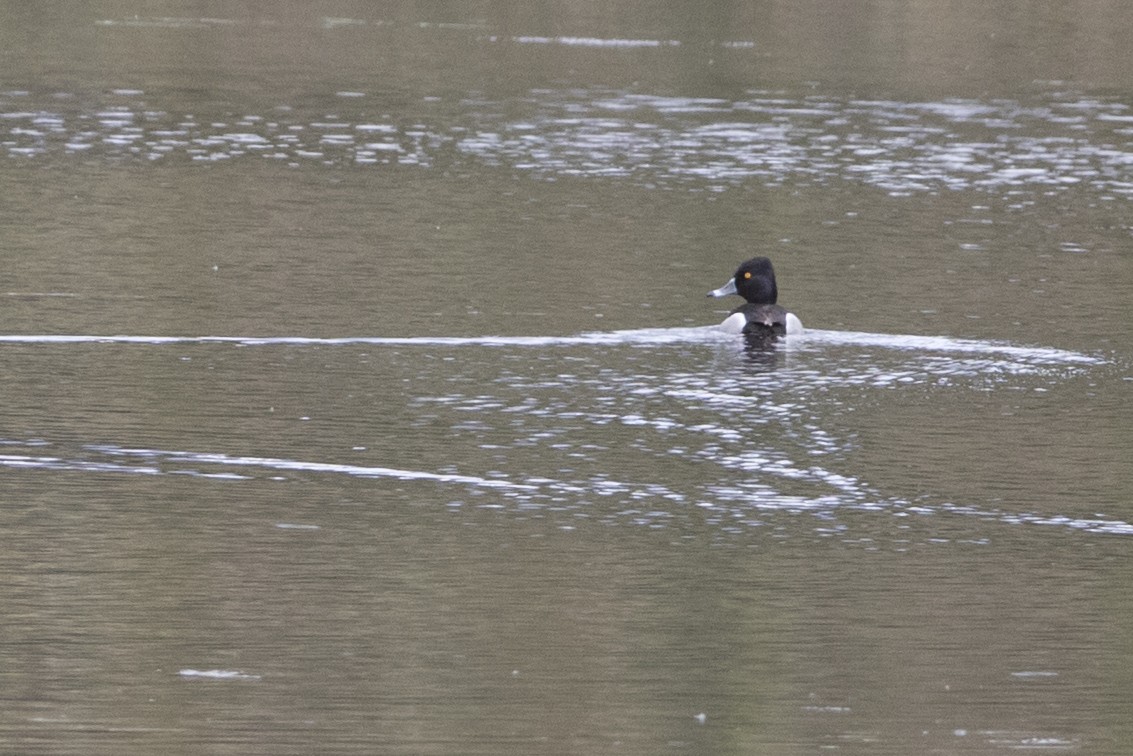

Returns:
706,256,804,342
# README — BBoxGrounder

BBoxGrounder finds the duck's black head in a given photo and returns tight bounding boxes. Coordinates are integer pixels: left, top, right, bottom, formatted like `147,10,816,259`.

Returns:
706,256,779,305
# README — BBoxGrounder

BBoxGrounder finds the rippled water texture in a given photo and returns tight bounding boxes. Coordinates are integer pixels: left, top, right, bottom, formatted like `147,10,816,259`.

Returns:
7,86,1133,200
2,4,1132,755
0,329,1118,536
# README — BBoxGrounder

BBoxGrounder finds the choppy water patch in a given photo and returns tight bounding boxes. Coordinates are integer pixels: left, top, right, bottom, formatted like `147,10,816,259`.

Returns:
456,92,1133,195
5,86,1133,197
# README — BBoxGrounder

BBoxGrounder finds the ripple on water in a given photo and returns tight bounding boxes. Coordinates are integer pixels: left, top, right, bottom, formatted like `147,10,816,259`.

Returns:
0,327,1119,540
5,87,1133,196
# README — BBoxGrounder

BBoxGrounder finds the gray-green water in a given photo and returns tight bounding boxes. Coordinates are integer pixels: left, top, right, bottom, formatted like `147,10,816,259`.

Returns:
2,3,1131,754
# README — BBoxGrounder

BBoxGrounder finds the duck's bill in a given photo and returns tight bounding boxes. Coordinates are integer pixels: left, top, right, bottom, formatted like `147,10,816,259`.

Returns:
706,278,737,298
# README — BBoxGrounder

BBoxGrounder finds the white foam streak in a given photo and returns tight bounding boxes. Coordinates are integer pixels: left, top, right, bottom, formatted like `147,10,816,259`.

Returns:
0,330,709,347
0,327,1103,365
179,669,261,681
5,439,1130,537
90,445,538,491
512,36,679,48
798,329,1103,365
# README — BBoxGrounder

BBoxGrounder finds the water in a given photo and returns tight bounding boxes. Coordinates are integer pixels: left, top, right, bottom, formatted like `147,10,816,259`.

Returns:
2,3,1132,754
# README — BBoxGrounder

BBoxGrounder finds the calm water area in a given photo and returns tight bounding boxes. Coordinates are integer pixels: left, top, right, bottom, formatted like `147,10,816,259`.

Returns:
2,2,1132,753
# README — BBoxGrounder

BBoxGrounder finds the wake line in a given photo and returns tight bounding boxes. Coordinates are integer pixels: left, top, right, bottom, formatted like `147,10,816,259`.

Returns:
800,329,1104,365
5,443,1131,536
0,328,717,348
0,327,1102,364
87,445,540,490
0,445,537,491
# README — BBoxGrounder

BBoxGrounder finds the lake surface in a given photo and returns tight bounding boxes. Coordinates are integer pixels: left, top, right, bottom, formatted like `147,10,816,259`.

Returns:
2,2,1132,754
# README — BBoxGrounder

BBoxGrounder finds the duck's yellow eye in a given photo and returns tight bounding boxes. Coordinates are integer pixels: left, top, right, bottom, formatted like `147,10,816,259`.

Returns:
743,272,752,280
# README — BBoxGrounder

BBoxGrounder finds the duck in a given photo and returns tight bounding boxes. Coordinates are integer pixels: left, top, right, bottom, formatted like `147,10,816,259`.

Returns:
706,256,804,342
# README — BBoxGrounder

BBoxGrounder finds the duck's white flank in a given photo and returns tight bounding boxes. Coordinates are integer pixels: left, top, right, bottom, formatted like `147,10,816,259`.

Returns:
717,312,804,336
